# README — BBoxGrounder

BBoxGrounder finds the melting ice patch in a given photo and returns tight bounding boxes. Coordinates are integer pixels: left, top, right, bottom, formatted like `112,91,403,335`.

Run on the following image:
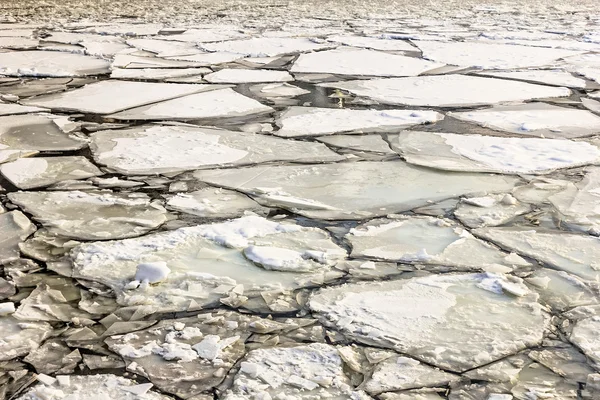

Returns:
392,131,600,174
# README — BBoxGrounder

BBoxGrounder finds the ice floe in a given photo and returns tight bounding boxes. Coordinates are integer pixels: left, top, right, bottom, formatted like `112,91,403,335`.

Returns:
67,216,346,312
454,194,531,228
274,107,444,137
0,103,47,116
110,67,210,80
345,216,527,271
0,156,102,189
166,188,266,219
8,191,169,240
476,69,588,88
415,40,582,69
321,75,571,107
0,50,110,77
0,211,36,265
108,88,273,121
201,37,333,57
326,35,416,51
392,131,600,174
526,269,599,311
316,134,396,155
22,80,210,114
290,48,443,76
0,315,52,361
193,161,519,220
448,103,600,138
90,125,341,175
204,68,293,83
309,273,547,371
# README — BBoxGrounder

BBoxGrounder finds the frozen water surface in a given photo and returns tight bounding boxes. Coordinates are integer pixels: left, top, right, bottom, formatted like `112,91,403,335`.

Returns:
1,4,600,397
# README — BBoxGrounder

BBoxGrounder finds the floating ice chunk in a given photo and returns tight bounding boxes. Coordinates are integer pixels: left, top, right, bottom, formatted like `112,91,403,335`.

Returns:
76,23,163,36
90,125,340,175
166,51,244,66
364,356,459,394
291,47,443,76
158,28,248,43
392,131,600,174
167,188,266,219
309,273,547,372
454,194,531,228
274,107,444,137
0,37,38,49
526,269,599,311
346,216,522,270
69,216,346,312
316,134,396,154
125,38,203,57
41,31,130,57
8,190,168,240
320,75,570,107
449,103,600,138
0,50,110,77
0,211,36,265
16,374,173,400
326,35,416,51
582,98,600,113
570,317,600,368
110,67,210,80
193,161,519,220
22,80,211,114
222,343,368,399
201,37,333,57
0,103,47,116
577,67,600,83
112,54,202,69
0,115,87,164
508,362,578,399
415,41,582,69
474,227,600,282
0,156,102,189
108,88,273,120
135,262,171,284
251,82,310,97
204,68,293,83
476,70,588,88
529,346,596,382
0,315,52,361
0,302,15,316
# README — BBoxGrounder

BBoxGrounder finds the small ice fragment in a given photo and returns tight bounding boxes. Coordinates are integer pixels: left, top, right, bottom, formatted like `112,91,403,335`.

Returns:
37,373,57,386
134,262,171,284
0,302,15,316
121,382,153,395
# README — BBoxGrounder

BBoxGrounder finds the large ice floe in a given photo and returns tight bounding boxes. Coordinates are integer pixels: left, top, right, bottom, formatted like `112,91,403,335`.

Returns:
320,75,571,107
89,125,342,175
193,161,519,220
414,40,582,69
274,107,444,137
391,131,600,174
0,50,111,77
200,37,333,57
204,68,293,83
108,89,273,121
475,69,589,88
166,188,267,219
67,215,346,312
309,273,547,372
7,191,169,240
290,47,443,76
345,216,528,271
21,81,210,114
448,103,600,138
326,35,416,51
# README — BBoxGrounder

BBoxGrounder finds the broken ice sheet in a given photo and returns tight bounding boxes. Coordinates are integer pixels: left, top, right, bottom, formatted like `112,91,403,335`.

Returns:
193,161,519,220
526,269,599,311
108,88,272,121
290,47,443,76
110,68,210,80
529,346,596,382
0,315,52,361
166,187,267,219
157,27,248,43
510,362,579,399
582,98,600,113
414,40,582,69
476,70,589,88
0,103,48,117
23,340,81,374
326,35,416,51
200,37,333,57
309,273,547,372
473,226,600,281
204,68,293,83
21,80,212,114
0,50,111,77
548,167,600,235
249,82,310,98
223,343,370,400
0,211,36,265
0,156,102,190
448,103,600,138
320,75,570,107
345,216,527,272
90,125,341,175
126,38,204,57
0,114,87,164
68,215,346,312
0,37,38,49
391,131,600,175
17,374,173,400
8,191,169,240
274,107,444,137
454,194,531,228
364,355,459,394
316,134,396,155
166,51,244,66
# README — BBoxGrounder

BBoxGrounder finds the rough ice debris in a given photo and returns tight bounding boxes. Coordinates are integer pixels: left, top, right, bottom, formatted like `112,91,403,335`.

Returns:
392,131,600,174
320,75,571,107
0,315,52,361
309,273,547,372
454,194,531,228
